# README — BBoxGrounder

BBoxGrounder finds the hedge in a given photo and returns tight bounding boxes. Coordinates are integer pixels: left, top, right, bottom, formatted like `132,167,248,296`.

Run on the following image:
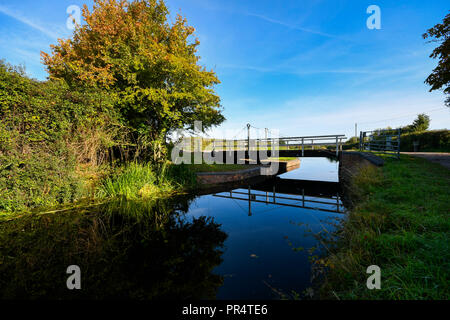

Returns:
400,130,450,152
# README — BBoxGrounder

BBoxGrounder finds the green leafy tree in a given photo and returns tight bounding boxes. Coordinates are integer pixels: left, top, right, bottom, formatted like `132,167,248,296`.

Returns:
403,113,430,133
423,12,450,107
411,113,430,132
42,0,225,161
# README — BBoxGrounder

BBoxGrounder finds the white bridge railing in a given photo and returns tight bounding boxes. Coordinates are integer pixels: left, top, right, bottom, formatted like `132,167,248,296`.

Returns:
203,134,346,157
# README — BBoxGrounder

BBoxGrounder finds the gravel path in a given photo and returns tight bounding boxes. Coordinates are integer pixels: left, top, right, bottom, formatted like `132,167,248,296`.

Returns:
401,152,450,169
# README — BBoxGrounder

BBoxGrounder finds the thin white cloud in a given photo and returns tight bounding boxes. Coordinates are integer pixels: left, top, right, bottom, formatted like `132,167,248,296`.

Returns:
0,5,60,39
189,1,348,41
218,63,421,77
245,12,345,41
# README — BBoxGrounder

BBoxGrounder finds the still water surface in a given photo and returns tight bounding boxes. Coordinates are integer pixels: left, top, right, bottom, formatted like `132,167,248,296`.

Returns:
191,157,342,299
0,157,344,299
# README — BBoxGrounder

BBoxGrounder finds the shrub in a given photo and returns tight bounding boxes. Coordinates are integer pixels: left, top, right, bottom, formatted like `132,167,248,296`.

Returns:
0,60,123,213
400,130,450,152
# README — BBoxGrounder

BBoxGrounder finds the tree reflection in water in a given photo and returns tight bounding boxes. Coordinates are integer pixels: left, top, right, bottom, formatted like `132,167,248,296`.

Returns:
0,196,227,299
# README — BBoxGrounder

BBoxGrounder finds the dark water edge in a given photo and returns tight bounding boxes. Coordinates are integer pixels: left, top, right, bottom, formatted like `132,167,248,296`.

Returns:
0,158,345,300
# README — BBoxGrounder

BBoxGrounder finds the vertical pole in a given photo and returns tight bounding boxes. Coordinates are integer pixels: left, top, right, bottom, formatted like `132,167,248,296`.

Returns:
265,128,268,150
311,139,314,150
273,185,276,203
248,185,251,216
336,136,339,157
355,123,357,139
302,138,304,157
359,131,363,151
247,123,251,156
337,194,340,213
302,189,305,207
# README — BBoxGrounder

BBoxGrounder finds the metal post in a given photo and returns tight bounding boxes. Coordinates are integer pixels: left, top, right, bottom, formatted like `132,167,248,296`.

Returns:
265,128,268,150
311,139,314,150
359,131,363,151
248,185,251,216
247,123,251,156
336,136,339,157
337,194,340,213
302,138,304,157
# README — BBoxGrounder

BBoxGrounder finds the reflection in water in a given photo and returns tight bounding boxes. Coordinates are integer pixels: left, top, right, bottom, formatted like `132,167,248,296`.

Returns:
213,183,342,215
0,197,227,299
188,158,344,299
0,157,344,300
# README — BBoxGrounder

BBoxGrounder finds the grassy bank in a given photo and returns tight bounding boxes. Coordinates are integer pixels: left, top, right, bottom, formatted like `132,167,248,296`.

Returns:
96,162,197,200
0,161,198,217
321,154,450,299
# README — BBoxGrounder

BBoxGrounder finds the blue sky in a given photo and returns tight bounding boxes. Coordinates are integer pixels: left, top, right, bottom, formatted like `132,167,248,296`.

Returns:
0,0,449,139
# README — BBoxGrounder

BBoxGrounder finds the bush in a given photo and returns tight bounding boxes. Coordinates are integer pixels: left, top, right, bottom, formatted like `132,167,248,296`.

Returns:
0,60,123,213
400,130,450,152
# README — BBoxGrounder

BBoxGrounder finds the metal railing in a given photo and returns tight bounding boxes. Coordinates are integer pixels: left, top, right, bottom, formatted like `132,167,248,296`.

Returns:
201,134,347,157
359,128,401,158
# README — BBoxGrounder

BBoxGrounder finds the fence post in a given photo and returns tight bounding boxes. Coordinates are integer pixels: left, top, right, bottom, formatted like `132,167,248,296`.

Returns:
359,131,363,151
302,138,304,157
336,136,339,157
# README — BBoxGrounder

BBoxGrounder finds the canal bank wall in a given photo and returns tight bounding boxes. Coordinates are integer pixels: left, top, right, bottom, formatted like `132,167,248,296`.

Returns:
196,166,262,185
338,151,384,206
195,158,300,186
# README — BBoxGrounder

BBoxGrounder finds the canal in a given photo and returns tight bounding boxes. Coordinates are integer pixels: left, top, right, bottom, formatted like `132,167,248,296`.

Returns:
0,157,345,299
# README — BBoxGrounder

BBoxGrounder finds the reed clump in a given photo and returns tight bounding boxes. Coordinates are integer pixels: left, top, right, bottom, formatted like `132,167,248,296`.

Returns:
96,162,197,200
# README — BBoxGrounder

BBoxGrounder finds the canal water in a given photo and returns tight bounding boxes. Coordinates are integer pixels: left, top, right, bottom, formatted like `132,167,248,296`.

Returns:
0,157,344,300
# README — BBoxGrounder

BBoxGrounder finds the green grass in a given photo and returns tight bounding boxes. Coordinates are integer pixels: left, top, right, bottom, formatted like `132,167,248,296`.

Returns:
96,162,197,200
321,154,450,299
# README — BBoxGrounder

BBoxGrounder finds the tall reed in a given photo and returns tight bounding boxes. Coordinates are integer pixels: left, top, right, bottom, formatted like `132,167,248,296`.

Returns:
96,162,196,200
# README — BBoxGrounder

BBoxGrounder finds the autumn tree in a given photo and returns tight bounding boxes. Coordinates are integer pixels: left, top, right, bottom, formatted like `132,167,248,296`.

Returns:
41,0,224,161
423,12,450,107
